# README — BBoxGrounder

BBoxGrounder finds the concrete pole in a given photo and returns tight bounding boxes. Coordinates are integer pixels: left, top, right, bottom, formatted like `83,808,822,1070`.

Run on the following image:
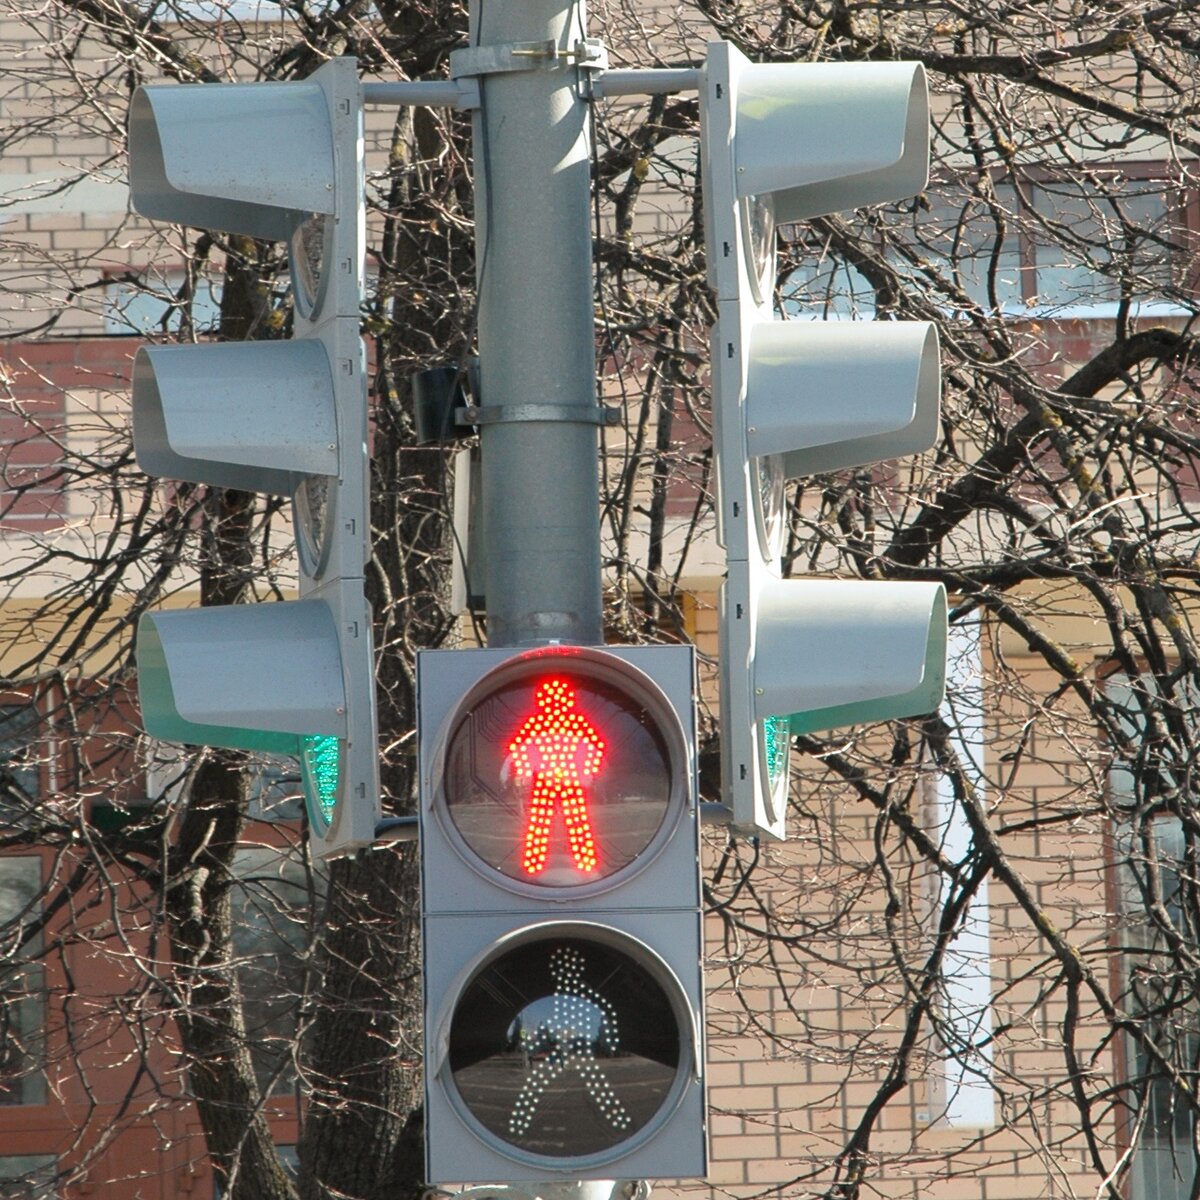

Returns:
470,0,604,648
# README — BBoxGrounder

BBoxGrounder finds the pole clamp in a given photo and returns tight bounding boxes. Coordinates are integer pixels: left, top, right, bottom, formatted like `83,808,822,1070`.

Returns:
450,38,609,82
456,402,620,428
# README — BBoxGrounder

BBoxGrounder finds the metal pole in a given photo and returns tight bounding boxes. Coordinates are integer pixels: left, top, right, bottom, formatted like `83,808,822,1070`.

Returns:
470,0,604,649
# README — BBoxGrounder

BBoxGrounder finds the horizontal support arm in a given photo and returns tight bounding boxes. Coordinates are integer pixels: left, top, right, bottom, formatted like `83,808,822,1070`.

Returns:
362,80,476,108
363,67,700,110
592,68,701,97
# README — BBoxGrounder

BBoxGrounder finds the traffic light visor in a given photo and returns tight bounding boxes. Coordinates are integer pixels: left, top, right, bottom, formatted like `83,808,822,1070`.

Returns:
731,58,930,223
133,341,338,496
129,79,335,241
136,601,347,752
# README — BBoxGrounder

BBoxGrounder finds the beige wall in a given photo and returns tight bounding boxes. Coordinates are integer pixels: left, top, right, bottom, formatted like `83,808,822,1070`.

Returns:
650,590,1127,1199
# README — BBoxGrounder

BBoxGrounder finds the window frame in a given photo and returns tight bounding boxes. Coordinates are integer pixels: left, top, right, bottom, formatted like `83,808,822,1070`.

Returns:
781,160,1200,323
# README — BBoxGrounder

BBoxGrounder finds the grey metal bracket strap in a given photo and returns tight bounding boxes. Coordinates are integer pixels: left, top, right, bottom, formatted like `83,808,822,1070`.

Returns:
450,37,608,81
456,402,620,427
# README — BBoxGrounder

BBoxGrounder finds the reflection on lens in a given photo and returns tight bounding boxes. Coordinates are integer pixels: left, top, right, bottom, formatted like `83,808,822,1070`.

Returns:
290,212,330,319
448,935,683,1159
295,474,331,577
742,194,776,306
756,452,786,562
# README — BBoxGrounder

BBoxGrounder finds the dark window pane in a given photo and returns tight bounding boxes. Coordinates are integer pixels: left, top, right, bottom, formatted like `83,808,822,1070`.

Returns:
0,857,46,1106
0,1154,57,1198
0,705,39,801
230,848,314,1095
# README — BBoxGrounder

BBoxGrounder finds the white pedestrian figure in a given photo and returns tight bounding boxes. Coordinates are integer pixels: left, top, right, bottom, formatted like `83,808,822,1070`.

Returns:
508,945,632,1137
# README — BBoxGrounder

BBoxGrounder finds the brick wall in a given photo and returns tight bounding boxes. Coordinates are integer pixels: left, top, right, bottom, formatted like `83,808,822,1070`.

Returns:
651,606,1125,1200
0,340,136,530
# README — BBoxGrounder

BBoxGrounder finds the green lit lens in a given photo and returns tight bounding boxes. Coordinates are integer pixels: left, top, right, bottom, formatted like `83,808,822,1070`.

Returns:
763,715,790,792
301,734,341,831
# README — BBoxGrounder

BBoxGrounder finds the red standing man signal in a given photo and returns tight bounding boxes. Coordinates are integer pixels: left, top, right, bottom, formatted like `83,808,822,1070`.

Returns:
509,676,606,875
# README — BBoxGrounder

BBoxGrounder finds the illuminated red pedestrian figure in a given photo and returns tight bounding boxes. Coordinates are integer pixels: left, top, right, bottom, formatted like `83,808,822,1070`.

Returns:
508,677,606,875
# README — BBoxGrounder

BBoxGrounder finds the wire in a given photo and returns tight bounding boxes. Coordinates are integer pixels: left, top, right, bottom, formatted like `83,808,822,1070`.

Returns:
586,56,636,542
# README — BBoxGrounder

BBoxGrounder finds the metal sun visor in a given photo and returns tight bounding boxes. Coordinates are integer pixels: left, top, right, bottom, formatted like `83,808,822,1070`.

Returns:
137,599,349,754
128,76,336,241
728,56,930,222
132,340,338,496
743,320,942,479
752,575,948,736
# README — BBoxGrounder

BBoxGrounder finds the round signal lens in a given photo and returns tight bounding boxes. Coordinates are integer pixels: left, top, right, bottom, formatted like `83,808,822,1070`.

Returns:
754,452,786,563
446,927,691,1163
294,474,333,578
300,732,341,834
437,651,685,893
289,212,333,320
759,714,791,827
741,193,776,306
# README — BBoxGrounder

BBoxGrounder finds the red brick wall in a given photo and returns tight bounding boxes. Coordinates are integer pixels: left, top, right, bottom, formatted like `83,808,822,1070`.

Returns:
0,339,137,531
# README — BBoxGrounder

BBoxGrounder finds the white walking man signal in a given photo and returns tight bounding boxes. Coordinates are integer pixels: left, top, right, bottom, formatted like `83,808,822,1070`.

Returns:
508,945,633,1136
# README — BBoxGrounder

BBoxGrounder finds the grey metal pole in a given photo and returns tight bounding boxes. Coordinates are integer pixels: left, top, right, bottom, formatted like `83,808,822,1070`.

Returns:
469,0,604,649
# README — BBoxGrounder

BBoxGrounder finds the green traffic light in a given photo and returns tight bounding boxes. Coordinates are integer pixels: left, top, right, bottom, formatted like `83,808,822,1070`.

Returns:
301,733,341,830
763,714,790,792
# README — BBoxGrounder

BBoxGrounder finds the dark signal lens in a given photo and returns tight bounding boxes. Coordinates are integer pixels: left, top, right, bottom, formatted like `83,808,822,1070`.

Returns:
447,933,683,1159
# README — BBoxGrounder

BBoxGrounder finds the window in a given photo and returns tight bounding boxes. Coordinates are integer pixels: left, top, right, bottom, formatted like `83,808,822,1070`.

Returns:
1025,173,1181,313
783,165,1193,321
924,621,995,1129
0,1154,57,1198
1116,816,1200,1200
103,270,223,336
0,856,47,1106
247,759,305,824
0,703,39,804
783,251,881,320
143,742,304,823
1110,677,1200,1200
157,0,344,24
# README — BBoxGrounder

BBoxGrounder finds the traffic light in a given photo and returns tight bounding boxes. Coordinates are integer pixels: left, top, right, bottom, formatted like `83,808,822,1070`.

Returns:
700,41,948,840
418,645,706,1184
128,58,380,858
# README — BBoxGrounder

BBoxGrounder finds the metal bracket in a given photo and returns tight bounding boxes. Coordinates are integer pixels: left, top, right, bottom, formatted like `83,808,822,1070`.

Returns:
572,38,609,72
374,814,419,843
450,37,608,82
456,402,620,428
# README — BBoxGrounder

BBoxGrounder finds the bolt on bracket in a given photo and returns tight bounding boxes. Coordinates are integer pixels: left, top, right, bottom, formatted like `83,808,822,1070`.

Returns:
450,37,608,81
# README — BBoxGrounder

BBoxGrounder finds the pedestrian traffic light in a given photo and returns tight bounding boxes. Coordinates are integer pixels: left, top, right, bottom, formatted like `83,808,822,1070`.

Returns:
700,41,948,840
128,57,379,859
418,645,706,1184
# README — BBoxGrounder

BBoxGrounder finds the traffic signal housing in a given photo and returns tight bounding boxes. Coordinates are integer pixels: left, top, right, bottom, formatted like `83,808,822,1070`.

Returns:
701,41,948,840
128,58,379,858
418,645,706,1184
